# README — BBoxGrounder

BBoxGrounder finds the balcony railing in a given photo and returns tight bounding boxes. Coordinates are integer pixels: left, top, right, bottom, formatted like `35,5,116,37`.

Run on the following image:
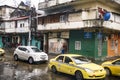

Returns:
37,21,84,31
83,19,104,27
37,20,120,31
4,27,29,33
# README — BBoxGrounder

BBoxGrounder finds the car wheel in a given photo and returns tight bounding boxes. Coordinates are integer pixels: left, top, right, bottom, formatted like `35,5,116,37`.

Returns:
75,71,83,80
100,78,106,80
14,54,18,61
105,68,111,76
51,66,57,73
28,57,34,64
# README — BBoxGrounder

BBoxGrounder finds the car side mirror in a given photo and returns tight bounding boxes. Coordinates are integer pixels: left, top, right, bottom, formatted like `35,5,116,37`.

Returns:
40,50,42,52
26,50,29,53
69,62,74,65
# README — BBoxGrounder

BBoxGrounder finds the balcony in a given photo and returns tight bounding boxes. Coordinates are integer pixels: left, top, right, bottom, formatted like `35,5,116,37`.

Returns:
5,28,16,33
38,2,47,9
37,20,120,31
37,21,84,31
5,27,29,33
38,0,75,9
15,27,29,33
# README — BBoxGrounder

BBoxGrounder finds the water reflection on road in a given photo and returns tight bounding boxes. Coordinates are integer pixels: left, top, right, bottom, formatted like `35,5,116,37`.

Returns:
0,61,49,80
0,59,75,80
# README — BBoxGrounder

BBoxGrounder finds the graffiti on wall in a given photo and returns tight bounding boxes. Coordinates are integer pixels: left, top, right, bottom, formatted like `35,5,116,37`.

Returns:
49,38,67,54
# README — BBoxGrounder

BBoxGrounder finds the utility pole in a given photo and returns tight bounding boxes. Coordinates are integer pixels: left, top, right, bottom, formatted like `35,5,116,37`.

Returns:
28,13,31,46
27,0,31,46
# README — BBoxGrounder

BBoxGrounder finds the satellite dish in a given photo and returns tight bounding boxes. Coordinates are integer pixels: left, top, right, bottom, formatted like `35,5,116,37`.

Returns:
104,12,111,21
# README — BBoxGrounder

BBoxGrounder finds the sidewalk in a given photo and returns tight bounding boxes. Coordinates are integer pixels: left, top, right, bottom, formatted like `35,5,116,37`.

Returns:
4,48,59,60
3,48,120,63
48,53,59,60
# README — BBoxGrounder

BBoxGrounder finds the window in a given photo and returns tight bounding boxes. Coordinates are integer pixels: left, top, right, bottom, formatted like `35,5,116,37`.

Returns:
20,24,22,28
23,23,24,27
20,23,24,28
15,21,17,28
72,56,90,64
64,57,72,63
113,60,120,65
22,48,27,51
111,40,115,50
18,47,27,51
75,41,81,50
56,56,64,62
31,47,40,52
60,15,68,22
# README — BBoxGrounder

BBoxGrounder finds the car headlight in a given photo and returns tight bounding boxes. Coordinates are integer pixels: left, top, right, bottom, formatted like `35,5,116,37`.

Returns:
84,68,94,73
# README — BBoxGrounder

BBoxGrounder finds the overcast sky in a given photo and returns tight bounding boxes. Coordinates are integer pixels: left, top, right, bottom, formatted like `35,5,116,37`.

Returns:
0,0,45,9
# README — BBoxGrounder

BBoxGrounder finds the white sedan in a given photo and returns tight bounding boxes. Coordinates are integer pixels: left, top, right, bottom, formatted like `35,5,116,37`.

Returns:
14,46,48,64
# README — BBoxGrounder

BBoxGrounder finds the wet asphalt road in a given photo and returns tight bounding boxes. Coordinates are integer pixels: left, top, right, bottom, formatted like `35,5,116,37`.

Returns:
0,52,120,80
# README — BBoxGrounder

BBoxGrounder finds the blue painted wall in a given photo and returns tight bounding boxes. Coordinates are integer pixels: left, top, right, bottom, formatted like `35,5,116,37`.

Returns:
0,36,3,48
31,37,40,49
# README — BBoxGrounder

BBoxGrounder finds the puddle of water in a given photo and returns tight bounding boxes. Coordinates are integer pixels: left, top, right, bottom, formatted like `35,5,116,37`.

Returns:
0,62,49,80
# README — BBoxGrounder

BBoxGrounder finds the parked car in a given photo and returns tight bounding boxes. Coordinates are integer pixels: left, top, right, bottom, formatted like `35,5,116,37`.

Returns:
101,58,120,76
14,46,48,64
0,48,5,56
48,54,106,80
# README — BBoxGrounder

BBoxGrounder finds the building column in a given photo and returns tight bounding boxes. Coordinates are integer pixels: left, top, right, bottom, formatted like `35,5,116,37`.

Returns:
43,33,48,53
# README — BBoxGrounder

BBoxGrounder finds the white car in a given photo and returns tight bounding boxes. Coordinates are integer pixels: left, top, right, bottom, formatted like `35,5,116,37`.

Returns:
14,46,48,64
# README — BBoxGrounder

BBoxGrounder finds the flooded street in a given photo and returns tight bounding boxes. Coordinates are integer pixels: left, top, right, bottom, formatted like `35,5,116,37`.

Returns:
0,52,120,80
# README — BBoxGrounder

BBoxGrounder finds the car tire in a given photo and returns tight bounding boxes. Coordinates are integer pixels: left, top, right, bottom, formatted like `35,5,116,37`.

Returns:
100,78,106,80
51,66,57,73
14,54,18,61
75,71,83,80
105,68,111,76
28,57,34,64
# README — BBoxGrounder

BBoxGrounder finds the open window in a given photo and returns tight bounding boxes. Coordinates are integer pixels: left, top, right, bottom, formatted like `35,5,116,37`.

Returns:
56,56,64,62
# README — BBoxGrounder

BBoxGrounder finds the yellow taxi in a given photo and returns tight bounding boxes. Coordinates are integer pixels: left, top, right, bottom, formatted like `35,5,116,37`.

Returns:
48,54,106,80
101,58,120,76
0,48,5,56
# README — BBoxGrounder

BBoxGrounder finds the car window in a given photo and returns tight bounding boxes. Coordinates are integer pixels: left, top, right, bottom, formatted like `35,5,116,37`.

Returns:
64,56,72,64
113,60,120,65
56,56,64,62
31,47,40,52
22,48,27,51
71,56,90,64
18,47,27,51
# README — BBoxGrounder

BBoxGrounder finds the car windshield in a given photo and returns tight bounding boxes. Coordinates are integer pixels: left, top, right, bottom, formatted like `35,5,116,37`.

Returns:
71,56,91,64
31,47,41,52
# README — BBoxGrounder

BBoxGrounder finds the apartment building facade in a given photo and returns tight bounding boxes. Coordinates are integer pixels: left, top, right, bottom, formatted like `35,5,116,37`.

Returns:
0,5,16,48
0,2,43,50
38,0,120,59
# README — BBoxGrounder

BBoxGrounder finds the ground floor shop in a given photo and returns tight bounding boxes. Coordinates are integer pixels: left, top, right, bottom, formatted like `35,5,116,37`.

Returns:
45,28,120,60
0,33,43,50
